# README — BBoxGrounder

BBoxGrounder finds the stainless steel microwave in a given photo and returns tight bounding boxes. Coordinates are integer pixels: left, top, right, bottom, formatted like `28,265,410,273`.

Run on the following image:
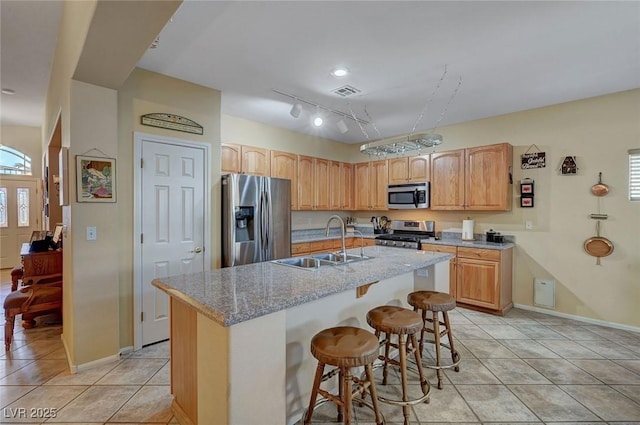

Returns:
387,182,430,209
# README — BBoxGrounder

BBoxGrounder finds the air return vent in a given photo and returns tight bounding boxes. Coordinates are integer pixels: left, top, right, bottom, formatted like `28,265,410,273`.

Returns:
331,85,361,97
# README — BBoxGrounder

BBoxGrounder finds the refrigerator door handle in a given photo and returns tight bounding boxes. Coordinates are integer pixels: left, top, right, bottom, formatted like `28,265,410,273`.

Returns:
264,190,271,259
259,191,268,259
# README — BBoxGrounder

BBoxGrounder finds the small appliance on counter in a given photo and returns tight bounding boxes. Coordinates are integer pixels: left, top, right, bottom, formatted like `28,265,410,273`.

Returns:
374,220,435,249
485,229,504,243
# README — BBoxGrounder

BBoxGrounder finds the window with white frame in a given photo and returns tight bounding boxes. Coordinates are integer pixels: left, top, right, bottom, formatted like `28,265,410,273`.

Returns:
630,149,640,201
0,146,32,175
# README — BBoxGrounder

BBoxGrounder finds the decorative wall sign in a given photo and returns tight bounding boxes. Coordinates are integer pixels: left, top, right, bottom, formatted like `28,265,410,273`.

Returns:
76,155,116,203
521,144,546,169
141,113,203,135
561,156,578,175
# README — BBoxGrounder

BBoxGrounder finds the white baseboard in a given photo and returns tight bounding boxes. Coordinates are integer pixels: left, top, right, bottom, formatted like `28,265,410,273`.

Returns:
119,345,134,356
60,333,123,373
513,303,640,334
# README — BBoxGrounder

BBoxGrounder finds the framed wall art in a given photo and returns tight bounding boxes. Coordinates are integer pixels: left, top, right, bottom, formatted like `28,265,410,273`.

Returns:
520,196,534,208
76,155,116,203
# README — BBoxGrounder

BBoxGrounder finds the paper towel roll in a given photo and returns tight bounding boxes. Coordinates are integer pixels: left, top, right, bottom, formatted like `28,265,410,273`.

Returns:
462,219,475,241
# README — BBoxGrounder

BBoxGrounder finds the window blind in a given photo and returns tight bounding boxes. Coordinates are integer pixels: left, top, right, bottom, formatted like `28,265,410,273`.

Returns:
630,149,640,201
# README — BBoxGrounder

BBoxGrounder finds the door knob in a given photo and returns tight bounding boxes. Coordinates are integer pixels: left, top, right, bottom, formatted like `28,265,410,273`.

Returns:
190,247,203,254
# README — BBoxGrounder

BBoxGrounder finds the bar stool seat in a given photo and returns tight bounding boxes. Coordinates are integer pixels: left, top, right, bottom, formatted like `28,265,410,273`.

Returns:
366,305,430,425
304,326,383,425
407,290,461,389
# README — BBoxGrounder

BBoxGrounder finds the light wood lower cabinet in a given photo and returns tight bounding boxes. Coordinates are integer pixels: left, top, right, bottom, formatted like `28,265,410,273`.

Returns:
420,243,457,298
292,237,372,256
421,244,513,315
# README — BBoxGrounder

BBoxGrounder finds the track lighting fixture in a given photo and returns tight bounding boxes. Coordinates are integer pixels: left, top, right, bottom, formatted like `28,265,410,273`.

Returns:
290,103,302,118
336,119,349,134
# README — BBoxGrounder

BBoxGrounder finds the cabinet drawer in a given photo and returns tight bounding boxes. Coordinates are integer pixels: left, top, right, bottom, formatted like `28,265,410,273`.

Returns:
421,244,457,255
457,247,500,261
292,243,310,256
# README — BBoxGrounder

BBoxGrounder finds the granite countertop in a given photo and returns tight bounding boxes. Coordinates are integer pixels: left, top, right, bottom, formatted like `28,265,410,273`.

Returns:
152,246,452,327
420,238,515,250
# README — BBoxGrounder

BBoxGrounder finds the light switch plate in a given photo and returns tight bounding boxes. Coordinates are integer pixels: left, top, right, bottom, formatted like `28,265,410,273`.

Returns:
86,226,97,241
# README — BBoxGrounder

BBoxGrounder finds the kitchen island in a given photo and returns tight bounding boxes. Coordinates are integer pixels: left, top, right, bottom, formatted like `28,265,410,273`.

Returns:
152,246,452,425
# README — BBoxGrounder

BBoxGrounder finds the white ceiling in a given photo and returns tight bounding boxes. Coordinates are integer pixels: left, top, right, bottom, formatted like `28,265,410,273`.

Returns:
0,0,62,128
2,1,640,145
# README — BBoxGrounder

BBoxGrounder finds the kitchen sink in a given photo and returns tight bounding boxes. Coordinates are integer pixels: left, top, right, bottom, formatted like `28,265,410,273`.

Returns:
310,252,371,263
271,257,334,270
272,252,371,271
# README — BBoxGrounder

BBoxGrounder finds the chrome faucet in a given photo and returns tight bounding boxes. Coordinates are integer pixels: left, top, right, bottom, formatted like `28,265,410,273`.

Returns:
324,215,347,262
352,229,365,258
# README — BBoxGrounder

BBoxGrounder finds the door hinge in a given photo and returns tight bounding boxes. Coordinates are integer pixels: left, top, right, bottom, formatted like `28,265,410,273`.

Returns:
141,234,143,244
140,158,144,168
141,311,144,322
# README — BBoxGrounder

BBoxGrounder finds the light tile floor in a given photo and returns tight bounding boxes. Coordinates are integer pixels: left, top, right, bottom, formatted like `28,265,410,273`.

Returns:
2,270,640,424
0,270,175,425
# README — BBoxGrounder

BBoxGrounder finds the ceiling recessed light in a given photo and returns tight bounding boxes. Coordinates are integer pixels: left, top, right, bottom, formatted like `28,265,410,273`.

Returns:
313,116,323,127
1,88,16,95
330,67,349,77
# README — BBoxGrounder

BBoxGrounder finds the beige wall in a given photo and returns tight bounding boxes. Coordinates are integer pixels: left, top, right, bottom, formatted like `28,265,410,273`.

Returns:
42,0,98,367
117,68,221,348
369,90,640,328
223,90,640,329
68,80,120,364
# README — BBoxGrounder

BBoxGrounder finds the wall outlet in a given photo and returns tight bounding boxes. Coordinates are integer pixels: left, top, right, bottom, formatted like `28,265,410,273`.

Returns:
525,220,533,230
86,226,97,241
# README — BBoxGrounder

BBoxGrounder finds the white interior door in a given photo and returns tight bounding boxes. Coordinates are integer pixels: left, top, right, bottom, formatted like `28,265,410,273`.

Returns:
140,139,206,346
0,177,40,269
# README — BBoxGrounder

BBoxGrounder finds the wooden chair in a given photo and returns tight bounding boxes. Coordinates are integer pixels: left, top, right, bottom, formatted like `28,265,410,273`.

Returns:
4,274,62,351
10,265,23,292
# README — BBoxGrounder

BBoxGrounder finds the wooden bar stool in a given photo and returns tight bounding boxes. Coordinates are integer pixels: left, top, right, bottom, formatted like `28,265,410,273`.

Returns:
366,305,430,425
407,290,461,389
304,326,383,425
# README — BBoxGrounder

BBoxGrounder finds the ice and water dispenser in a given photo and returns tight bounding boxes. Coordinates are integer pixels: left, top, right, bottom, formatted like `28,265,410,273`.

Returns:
234,206,254,242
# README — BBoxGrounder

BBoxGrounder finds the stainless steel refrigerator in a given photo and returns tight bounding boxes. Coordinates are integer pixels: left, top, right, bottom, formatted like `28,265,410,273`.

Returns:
222,174,291,267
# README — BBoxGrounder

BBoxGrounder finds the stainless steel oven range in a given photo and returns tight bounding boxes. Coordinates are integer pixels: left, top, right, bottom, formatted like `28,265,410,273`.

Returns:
374,220,435,249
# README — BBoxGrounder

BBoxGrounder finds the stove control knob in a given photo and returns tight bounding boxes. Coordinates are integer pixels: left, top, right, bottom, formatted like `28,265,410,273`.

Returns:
400,242,405,247
392,241,397,247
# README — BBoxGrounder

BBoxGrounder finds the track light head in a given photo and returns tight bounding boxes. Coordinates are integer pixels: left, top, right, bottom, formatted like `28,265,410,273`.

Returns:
290,103,302,118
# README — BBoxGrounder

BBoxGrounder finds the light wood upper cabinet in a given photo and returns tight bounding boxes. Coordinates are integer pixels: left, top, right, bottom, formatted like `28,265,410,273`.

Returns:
270,150,298,210
241,146,270,176
465,143,513,211
221,143,270,176
221,143,241,173
329,161,341,210
430,149,465,209
297,155,315,210
431,143,512,211
370,160,388,210
314,158,331,210
354,160,388,210
388,155,430,184
339,162,354,210
354,162,371,210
